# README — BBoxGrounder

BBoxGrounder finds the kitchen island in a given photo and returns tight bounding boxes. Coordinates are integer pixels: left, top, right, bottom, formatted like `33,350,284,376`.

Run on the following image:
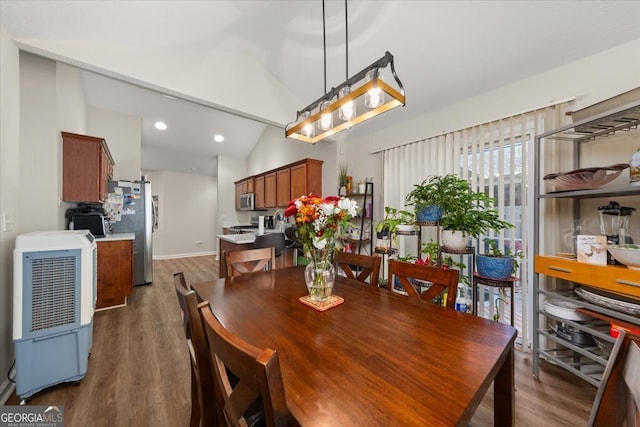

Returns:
218,232,296,277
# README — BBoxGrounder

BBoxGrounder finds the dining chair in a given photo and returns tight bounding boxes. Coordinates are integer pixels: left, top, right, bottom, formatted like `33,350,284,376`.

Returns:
173,272,222,427
588,329,640,427
335,251,381,285
199,304,297,427
224,247,276,279
387,259,459,309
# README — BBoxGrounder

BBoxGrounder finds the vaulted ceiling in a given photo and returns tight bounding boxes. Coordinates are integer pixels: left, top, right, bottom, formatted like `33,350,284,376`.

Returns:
2,1,640,175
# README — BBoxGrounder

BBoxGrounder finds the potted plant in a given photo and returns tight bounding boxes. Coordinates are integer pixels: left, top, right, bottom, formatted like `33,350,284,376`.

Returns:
375,206,414,249
338,162,348,196
476,238,524,280
405,174,468,222
438,183,514,250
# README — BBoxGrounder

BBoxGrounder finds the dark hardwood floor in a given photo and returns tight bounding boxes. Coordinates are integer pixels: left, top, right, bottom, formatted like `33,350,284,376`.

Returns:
5,255,596,426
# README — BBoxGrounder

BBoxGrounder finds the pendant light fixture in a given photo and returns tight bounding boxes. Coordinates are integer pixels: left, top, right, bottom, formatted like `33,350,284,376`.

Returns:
285,0,405,144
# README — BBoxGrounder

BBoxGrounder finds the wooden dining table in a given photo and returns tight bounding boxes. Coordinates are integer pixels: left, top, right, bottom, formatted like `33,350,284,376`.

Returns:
192,266,517,427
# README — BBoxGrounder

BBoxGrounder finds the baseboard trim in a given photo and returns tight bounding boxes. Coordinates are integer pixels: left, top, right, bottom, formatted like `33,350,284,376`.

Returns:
0,367,16,405
153,251,216,260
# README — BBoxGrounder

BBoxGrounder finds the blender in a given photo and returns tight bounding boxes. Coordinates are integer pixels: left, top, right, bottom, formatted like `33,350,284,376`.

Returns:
598,201,635,264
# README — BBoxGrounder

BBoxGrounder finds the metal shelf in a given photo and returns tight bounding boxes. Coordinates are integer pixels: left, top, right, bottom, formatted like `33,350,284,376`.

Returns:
532,97,640,387
539,101,640,144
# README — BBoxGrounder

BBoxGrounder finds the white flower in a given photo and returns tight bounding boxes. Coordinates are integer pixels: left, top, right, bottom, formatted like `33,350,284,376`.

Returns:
338,197,358,217
313,236,327,250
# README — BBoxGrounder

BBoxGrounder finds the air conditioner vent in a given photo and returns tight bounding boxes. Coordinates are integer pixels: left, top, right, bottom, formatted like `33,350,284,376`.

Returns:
30,256,76,331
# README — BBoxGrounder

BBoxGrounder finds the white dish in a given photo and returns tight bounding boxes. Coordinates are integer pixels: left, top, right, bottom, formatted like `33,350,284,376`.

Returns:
396,224,416,232
607,244,640,270
544,299,592,321
575,287,640,316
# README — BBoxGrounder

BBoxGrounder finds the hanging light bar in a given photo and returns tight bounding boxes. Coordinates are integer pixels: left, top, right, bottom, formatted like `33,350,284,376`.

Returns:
285,51,405,144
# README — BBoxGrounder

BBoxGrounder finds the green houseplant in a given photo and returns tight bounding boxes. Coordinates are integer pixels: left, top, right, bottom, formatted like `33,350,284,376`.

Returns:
405,174,467,222
438,180,514,249
375,207,414,249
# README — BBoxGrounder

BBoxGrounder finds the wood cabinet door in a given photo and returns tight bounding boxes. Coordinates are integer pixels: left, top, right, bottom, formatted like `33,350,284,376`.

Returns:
254,175,265,208
290,163,307,199
276,168,291,207
235,182,243,210
264,173,277,208
96,239,134,309
62,132,113,203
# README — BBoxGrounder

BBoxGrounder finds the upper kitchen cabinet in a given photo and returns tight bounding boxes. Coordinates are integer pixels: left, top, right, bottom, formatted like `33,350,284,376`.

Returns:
62,132,114,202
290,159,323,200
276,168,291,207
235,158,324,210
264,172,277,208
254,175,265,209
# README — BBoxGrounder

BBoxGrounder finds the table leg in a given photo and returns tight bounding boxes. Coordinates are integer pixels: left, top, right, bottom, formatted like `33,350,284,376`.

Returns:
493,344,515,426
472,278,478,316
510,285,515,327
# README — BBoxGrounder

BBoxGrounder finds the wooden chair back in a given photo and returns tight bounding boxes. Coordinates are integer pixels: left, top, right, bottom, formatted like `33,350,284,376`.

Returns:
387,260,459,309
224,247,276,279
588,329,640,427
335,251,381,285
173,272,221,427
199,304,295,427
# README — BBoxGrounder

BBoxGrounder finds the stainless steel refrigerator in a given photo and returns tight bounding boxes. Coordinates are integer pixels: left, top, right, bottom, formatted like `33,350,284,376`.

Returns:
106,180,154,286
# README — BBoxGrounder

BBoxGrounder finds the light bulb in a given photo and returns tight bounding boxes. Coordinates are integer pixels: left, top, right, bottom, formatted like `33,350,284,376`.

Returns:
338,87,356,121
364,69,385,108
318,100,333,131
300,111,314,138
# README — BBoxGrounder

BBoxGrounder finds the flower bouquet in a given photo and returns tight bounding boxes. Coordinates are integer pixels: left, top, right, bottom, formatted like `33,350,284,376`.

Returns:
285,194,358,301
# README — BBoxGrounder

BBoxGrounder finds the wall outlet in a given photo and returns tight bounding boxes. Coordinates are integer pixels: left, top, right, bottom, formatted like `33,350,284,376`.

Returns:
195,241,203,246
3,213,15,232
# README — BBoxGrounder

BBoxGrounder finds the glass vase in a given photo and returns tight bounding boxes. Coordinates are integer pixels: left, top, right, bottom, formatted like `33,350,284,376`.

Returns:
304,259,336,302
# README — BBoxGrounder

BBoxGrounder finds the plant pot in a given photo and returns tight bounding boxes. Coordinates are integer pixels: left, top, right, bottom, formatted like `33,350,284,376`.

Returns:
476,254,515,280
441,229,470,250
396,224,416,232
416,205,443,222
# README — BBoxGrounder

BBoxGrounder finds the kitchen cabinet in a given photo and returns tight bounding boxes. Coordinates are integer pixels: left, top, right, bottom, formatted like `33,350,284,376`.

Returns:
264,173,277,208
290,159,323,199
96,238,134,309
234,159,324,210
532,100,640,387
235,178,255,210
62,131,114,202
254,175,265,209
276,168,291,207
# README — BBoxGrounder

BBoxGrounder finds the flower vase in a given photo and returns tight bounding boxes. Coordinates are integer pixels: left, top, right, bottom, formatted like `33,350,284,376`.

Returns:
304,259,336,302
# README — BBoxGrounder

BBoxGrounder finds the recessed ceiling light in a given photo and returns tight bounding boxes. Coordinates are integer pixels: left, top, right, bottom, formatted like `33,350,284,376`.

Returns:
214,134,224,142
155,121,167,130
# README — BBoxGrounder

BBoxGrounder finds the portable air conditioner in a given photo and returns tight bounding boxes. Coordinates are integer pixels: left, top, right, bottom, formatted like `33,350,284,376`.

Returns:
13,230,97,401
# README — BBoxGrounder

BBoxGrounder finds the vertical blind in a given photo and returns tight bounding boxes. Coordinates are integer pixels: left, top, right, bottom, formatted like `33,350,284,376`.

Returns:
381,102,571,350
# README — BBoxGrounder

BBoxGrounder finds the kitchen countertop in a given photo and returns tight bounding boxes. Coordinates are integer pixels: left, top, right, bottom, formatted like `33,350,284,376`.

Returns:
95,232,135,242
218,230,283,245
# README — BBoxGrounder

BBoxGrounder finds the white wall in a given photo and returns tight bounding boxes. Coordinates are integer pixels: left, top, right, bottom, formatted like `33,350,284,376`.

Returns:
217,155,247,233
87,106,142,181
145,170,218,258
0,26,21,404
19,52,66,232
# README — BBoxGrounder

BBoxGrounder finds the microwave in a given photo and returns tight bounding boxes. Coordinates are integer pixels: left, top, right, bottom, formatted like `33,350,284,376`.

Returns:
239,193,255,211
72,214,109,237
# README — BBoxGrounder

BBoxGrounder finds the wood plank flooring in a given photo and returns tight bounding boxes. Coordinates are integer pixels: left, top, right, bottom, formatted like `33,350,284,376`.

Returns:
6,255,596,426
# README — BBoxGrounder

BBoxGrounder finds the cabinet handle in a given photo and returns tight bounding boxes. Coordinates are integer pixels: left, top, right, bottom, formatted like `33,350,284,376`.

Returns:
616,279,640,288
548,266,572,273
